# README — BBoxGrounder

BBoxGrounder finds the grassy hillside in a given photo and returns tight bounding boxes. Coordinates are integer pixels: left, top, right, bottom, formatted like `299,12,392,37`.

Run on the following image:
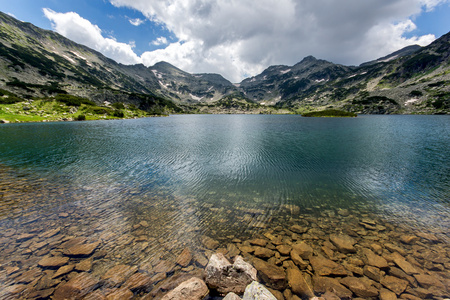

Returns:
0,91,156,123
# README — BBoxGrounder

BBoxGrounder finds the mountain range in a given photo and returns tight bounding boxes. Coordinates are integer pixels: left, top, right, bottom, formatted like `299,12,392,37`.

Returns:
0,11,449,114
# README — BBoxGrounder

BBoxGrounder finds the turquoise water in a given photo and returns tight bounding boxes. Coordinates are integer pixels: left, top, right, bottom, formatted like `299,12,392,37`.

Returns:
0,114,449,257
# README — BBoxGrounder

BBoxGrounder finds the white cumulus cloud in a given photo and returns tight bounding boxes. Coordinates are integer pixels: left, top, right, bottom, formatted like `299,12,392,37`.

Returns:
108,0,448,82
129,18,145,26
44,0,449,82
43,8,142,65
151,36,169,46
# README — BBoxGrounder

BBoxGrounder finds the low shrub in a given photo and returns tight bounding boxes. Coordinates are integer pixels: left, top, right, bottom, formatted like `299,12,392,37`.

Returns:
74,114,86,121
302,109,357,117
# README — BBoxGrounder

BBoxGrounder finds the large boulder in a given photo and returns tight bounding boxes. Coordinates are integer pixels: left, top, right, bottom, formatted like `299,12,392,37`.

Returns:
205,253,257,295
161,277,209,300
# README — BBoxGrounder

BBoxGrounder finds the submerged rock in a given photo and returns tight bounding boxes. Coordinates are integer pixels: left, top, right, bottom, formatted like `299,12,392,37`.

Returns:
251,257,287,290
340,276,379,298
380,275,408,295
286,267,314,298
329,234,356,253
38,256,69,268
53,272,99,300
291,242,313,260
310,256,347,276
63,241,100,257
176,247,192,267
313,276,352,299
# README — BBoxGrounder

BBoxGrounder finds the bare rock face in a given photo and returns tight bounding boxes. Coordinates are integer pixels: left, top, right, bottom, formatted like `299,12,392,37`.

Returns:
329,234,356,253
161,277,209,300
53,272,99,300
242,281,277,300
205,253,257,295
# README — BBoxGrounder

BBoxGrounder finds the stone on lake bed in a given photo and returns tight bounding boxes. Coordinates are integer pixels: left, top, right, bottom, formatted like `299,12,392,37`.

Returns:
53,272,99,300
362,248,388,269
38,256,69,268
102,264,138,287
310,255,348,276
290,250,309,269
201,235,220,249
52,264,75,278
176,247,192,267
393,257,419,275
340,276,379,298
380,275,408,295
161,277,209,300
63,241,100,257
290,225,308,234
313,276,353,299
363,265,383,282
276,245,292,256
251,257,287,290
329,234,356,253
75,258,93,272
124,272,153,292
291,242,313,260
254,247,275,259
286,268,314,298
105,287,134,300
248,238,268,247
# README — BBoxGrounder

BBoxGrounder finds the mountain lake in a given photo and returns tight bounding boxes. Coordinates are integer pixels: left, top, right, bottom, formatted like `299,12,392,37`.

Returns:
0,114,449,299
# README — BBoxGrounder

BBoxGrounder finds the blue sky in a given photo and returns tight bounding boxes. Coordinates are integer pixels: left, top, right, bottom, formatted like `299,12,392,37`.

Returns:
2,0,450,82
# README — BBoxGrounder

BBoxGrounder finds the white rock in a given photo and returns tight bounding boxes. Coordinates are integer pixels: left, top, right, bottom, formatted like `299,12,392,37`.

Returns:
242,281,277,300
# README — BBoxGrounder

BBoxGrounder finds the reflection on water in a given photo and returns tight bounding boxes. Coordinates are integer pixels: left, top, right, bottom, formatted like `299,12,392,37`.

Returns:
0,115,449,298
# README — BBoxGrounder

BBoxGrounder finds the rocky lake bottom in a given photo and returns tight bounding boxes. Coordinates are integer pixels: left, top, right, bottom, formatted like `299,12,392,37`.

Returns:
0,165,449,300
